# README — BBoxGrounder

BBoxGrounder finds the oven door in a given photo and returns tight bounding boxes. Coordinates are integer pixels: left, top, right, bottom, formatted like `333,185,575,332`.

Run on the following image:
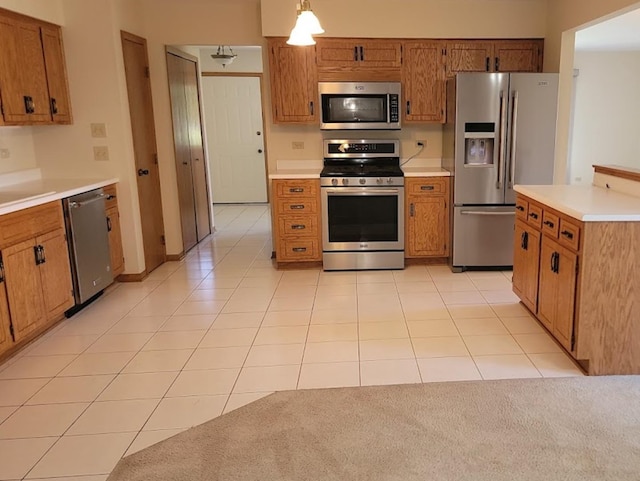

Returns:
321,186,404,251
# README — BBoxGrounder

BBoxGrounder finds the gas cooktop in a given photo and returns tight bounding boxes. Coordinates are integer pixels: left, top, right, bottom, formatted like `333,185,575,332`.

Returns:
321,139,403,179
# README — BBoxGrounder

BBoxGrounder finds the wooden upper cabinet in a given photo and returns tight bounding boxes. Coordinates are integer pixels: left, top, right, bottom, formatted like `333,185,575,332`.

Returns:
445,41,493,77
268,38,318,124
402,41,445,123
493,40,543,73
41,26,72,123
0,10,72,125
316,38,402,69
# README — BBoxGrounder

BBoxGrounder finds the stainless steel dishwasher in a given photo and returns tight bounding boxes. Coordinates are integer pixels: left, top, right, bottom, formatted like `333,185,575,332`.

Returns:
63,188,113,307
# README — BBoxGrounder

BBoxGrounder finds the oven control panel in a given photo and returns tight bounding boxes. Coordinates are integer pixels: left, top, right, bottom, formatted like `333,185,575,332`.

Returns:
322,177,404,187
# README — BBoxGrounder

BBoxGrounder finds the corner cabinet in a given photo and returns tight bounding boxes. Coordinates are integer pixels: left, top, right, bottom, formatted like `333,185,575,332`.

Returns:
267,38,318,124
405,177,450,258
0,202,74,357
0,9,72,125
271,179,322,265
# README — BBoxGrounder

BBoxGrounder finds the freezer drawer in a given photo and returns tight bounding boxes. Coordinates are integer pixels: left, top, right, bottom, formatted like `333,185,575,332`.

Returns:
452,206,516,269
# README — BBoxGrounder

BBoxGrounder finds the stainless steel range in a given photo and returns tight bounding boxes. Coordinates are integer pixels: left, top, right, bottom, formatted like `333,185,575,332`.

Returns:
320,139,405,271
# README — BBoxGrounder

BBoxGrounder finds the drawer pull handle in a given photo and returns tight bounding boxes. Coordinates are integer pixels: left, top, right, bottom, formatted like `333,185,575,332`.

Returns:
521,231,528,250
420,185,435,191
561,230,574,240
292,247,307,253
516,205,525,212
543,220,555,228
528,212,539,220
291,224,306,230
290,205,305,210
289,188,304,193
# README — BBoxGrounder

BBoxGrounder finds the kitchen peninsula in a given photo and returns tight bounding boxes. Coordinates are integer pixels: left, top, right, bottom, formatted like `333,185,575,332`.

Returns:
513,165,640,375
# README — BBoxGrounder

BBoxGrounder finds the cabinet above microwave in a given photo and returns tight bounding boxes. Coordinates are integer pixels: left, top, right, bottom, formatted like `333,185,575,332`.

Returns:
318,82,401,131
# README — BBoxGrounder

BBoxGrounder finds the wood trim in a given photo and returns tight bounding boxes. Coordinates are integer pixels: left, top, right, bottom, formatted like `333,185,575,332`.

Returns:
120,30,146,45
166,45,198,63
202,72,263,77
0,6,61,29
593,165,640,183
405,257,448,266
275,261,322,270
116,271,148,282
166,253,185,261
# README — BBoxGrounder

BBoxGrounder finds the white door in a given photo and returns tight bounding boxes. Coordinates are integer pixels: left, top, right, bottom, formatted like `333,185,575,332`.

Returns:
201,76,267,203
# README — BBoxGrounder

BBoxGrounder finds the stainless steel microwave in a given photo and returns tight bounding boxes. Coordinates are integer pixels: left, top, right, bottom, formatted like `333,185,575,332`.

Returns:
318,82,401,130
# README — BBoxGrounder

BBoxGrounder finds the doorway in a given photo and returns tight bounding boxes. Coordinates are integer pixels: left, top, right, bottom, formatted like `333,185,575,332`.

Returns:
121,31,166,274
201,74,268,203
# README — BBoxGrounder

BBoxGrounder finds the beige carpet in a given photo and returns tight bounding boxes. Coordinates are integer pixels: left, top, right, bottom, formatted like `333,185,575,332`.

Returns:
108,377,640,481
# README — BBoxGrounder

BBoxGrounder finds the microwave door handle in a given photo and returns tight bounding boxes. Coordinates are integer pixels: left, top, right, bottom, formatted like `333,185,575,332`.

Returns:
387,94,391,123
497,90,507,190
508,90,519,189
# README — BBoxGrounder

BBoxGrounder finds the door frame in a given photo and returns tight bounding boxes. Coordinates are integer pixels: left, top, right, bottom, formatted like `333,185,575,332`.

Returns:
121,30,167,275
201,71,270,204
165,46,213,250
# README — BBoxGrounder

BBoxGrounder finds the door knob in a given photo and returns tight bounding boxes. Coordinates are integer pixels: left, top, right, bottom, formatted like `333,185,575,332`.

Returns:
258,149,263,154
138,169,150,176
257,131,262,136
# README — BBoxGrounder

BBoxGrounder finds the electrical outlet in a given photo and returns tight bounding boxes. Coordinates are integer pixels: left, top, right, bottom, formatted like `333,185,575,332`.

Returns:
90,123,107,138
416,140,427,148
0,148,9,159
292,141,305,150
93,146,110,161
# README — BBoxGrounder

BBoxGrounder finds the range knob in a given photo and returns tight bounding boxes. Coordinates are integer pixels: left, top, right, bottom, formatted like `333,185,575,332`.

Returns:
359,178,366,185
387,178,394,184
331,178,338,186
376,178,384,185
342,178,349,186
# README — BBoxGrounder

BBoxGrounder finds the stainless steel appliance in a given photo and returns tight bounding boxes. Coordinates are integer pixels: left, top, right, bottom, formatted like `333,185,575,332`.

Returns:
321,139,404,270
443,73,559,271
63,188,113,306
319,82,401,130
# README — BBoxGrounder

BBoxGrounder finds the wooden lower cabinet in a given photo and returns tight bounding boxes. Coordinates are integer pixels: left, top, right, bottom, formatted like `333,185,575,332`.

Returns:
0,275,13,355
107,206,124,277
271,179,322,264
512,219,540,314
405,177,450,258
37,228,74,320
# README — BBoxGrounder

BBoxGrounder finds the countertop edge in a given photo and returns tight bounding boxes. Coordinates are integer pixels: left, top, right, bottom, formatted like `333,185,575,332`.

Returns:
268,173,320,180
0,178,119,216
403,171,452,177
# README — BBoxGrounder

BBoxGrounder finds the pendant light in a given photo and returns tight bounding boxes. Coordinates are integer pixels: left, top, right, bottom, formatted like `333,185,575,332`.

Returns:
211,45,238,67
286,0,324,46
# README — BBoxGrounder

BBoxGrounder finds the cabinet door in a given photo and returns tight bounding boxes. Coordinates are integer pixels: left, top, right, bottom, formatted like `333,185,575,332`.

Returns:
445,41,493,78
359,40,402,68
41,26,72,124
537,236,557,331
407,195,448,257
553,246,577,351
0,16,50,124
2,239,46,342
268,38,318,123
402,42,445,123
494,40,543,73
107,206,124,277
512,220,540,313
0,262,13,355
316,39,359,68
37,228,74,321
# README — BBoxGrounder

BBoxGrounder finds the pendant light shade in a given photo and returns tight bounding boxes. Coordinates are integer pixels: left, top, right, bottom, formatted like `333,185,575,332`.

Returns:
286,0,324,46
210,45,237,67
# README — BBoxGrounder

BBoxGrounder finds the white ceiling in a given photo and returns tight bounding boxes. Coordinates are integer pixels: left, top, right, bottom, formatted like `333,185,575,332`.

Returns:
576,8,640,51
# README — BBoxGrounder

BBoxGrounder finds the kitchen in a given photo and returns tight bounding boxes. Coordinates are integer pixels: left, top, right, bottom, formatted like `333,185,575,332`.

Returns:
0,0,640,478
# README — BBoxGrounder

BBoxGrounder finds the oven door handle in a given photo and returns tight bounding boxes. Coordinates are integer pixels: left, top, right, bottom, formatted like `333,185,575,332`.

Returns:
324,188,401,195
460,210,515,216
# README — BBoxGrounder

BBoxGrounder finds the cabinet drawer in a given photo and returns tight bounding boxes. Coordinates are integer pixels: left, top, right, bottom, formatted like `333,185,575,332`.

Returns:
407,178,447,195
541,210,559,238
103,184,118,210
526,203,543,229
515,196,528,221
276,199,318,215
274,180,318,198
280,239,320,261
558,218,581,251
277,215,319,239
0,202,64,249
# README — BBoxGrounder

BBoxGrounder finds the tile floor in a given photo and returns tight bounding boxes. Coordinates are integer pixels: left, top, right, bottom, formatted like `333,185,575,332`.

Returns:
0,204,583,480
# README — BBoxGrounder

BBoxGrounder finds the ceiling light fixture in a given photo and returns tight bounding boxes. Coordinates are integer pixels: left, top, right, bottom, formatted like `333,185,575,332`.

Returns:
211,45,237,68
287,0,324,46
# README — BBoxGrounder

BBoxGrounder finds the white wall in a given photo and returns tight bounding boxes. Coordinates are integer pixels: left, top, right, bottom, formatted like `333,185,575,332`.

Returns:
0,128,37,175
569,51,640,185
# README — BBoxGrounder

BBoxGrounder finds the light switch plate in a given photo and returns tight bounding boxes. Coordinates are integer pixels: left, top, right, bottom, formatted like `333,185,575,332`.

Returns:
292,141,304,150
94,146,109,161
90,123,107,138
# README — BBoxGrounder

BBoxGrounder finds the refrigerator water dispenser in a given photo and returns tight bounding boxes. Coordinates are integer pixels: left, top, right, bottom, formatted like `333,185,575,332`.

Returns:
464,122,495,166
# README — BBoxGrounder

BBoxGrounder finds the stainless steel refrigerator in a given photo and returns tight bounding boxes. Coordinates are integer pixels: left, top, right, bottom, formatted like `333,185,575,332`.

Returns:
443,73,559,271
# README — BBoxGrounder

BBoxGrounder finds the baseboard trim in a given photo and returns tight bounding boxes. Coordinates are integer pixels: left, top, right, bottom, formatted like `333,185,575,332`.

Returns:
166,252,185,262
404,257,449,266
275,261,323,270
117,271,148,282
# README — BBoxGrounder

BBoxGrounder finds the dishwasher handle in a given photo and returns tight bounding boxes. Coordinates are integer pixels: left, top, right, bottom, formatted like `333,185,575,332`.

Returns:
68,193,106,209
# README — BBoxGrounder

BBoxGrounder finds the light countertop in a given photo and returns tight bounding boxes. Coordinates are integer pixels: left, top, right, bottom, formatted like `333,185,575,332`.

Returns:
514,184,640,222
0,177,119,216
402,167,451,177
268,169,321,180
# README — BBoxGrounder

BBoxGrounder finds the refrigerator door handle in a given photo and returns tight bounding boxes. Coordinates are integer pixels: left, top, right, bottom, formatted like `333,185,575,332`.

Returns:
497,90,507,190
508,90,519,189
